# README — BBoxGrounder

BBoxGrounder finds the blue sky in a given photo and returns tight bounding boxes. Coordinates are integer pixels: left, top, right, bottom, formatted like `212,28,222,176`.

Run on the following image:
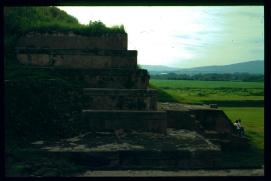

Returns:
58,6,264,68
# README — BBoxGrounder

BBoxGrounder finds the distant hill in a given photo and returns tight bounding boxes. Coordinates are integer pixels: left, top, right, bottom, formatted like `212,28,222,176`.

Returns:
139,65,181,72
140,60,264,75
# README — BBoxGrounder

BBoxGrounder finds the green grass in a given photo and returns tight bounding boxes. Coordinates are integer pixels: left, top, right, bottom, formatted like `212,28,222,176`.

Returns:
150,79,264,89
222,107,264,150
150,79,264,106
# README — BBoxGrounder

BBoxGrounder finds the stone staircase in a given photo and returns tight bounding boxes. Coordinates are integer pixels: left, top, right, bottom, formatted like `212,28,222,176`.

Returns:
82,87,166,133
16,32,167,133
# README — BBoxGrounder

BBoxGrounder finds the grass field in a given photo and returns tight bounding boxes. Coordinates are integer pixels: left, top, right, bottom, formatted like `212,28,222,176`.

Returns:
150,79,264,106
150,79,264,89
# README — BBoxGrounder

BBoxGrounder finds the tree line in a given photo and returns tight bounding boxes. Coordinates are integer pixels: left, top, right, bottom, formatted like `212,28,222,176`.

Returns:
150,72,264,82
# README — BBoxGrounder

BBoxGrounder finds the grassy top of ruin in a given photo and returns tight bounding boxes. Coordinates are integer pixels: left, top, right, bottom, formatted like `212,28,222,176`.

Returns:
4,6,126,35
4,6,126,62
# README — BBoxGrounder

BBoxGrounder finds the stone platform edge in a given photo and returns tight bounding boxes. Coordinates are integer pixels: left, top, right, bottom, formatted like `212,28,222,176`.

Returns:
82,110,167,133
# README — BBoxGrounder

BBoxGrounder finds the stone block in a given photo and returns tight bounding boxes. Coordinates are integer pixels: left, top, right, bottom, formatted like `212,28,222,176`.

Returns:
30,54,50,66
53,55,112,68
9,67,149,89
50,68,149,89
17,54,28,64
17,32,127,50
166,110,197,130
16,49,137,69
83,88,157,110
191,109,234,133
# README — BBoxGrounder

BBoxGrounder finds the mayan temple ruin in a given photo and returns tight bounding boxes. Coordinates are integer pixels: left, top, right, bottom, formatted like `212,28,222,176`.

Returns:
13,31,249,169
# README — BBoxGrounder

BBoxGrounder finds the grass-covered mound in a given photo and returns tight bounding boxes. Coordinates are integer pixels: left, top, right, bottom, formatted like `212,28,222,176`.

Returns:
4,6,126,64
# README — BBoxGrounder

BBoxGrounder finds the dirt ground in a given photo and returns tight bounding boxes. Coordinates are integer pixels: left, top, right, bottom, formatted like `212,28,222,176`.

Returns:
77,168,264,177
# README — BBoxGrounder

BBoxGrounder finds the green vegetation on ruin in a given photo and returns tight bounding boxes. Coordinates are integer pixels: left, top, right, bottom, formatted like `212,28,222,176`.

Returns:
4,6,126,65
4,7,126,37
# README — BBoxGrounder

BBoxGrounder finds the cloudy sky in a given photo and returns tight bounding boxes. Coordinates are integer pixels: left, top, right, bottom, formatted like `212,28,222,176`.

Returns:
58,6,264,68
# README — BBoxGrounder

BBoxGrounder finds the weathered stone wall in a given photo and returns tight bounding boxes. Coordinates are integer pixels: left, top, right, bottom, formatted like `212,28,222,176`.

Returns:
5,80,87,142
5,78,162,142
83,88,157,110
158,103,234,133
166,110,197,130
16,49,137,69
16,32,127,50
82,110,167,133
10,32,167,136
191,109,234,133
8,67,149,89
51,68,149,89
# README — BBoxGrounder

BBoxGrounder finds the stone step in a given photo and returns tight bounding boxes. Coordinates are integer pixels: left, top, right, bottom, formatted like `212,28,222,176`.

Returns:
208,134,250,151
16,49,137,69
204,130,221,139
16,32,128,50
208,138,230,145
189,109,234,134
27,130,221,170
67,68,149,89
165,110,197,130
16,48,136,56
159,103,234,134
82,110,167,133
9,67,149,89
83,88,157,110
